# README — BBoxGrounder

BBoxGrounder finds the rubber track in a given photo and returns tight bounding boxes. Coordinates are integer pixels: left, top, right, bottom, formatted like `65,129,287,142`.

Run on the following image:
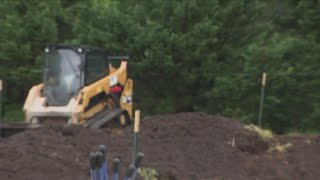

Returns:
85,108,130,130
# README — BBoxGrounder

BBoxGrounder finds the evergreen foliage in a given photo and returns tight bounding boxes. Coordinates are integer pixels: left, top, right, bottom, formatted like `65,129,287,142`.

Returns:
0,0,319,132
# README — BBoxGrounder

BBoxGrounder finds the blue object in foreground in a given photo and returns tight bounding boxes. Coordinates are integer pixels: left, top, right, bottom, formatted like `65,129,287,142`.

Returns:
90,153,97,180
102,161,107,180
124,164,136,180
112,158,120,180
96,151,104,180
132,152,144,180
98,145,108,180
89,145,144,180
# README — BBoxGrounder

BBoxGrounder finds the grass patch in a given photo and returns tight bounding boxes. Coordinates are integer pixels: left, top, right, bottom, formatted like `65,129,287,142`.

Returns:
2,103,24,122
286,130,320,136
268,143,293,153
140,168,158,180
245,124,273,141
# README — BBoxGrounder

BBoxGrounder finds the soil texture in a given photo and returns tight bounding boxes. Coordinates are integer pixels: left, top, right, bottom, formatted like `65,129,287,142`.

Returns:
0,112,319,180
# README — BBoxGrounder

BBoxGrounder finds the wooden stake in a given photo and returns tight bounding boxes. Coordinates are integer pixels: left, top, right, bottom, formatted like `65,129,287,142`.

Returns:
132,110,140,164
258,73,267,127
134,110,140,133
0,80,3,137
262,72,267,86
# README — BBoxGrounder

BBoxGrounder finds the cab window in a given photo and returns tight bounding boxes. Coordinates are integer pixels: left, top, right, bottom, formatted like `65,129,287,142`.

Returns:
85,52,108,84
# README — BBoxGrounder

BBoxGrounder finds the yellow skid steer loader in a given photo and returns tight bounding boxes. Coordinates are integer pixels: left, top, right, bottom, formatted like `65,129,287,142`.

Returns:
1,45,134,136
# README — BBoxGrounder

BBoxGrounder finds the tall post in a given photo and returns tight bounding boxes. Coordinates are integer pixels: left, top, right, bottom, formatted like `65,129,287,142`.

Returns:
258,73,267,127
0,80,2,137
132,110,140,163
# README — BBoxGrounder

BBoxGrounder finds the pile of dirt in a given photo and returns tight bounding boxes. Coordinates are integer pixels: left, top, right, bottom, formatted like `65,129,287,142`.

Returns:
0,112,319,180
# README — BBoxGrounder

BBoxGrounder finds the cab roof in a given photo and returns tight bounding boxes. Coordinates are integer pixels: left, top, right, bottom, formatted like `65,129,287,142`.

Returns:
46,45,108,54
45,45,129,61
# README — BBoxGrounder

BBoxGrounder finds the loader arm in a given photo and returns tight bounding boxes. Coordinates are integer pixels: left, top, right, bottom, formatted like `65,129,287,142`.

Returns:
75,60,132,124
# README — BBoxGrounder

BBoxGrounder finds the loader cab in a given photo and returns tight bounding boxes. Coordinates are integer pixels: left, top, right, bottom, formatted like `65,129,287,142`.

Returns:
43,45,108,106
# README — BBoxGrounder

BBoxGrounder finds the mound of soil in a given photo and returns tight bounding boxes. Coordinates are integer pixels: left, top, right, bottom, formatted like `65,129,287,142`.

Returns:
0,112,319,180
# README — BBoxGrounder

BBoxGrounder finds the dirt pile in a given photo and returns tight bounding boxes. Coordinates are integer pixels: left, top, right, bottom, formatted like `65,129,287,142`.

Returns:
0,112,319,180
140,112,269,179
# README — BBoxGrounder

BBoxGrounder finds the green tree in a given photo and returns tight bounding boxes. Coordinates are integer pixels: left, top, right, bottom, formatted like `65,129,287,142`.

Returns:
0,0,64,102
1,0,320,133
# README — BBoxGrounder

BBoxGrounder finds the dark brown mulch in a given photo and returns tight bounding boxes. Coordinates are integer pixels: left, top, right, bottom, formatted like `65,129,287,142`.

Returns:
0,112,319,180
